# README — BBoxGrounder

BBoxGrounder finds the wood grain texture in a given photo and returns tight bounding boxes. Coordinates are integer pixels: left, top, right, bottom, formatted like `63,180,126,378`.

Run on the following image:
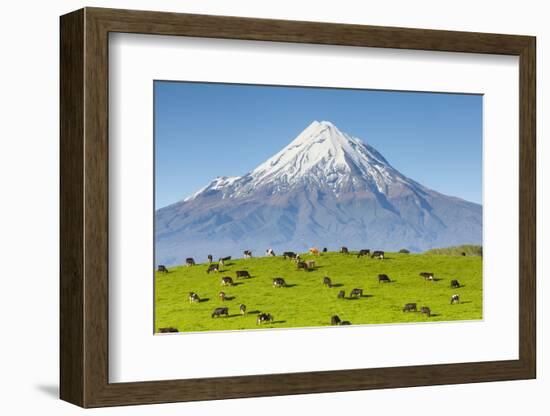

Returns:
59,7,537,408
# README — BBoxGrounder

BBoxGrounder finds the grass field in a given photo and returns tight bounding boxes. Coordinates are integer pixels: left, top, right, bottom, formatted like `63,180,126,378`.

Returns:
155,251,482,333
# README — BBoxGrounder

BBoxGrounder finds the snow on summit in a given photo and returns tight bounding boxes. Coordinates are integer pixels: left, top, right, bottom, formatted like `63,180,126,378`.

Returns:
184,120,423,201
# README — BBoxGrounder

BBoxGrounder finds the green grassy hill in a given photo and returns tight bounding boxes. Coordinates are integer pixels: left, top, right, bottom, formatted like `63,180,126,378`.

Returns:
155,251,482,333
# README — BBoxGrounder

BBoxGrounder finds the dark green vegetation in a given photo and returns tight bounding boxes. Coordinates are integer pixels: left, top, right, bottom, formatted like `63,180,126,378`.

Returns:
424,245,482,256
155,251,482,333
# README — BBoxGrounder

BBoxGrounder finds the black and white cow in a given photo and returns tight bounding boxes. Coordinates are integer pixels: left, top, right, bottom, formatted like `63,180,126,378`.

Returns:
243,250,253,258
218,291,227,301
185,257,195,267
221,276,234,286
207,254,213,264
206,264,219,273
157,265,169,273
331,315,341,325
211,307,229,318
218,256,231,266
337,290,346,299
350,288,363,298
188,292,200,303
257,313,273,324
272,277,287,288
371,250,384,259
357,249,371,258
419,272,434,281
450,294,460,304
239,304,246,315
403,303,417,312
283,251,298,260
266,248,276,257
450,279,461,288
323,276,332,288
340,247,349,254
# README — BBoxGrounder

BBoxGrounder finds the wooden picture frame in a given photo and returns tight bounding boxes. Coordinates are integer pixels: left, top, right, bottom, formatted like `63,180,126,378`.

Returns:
60,7,536,408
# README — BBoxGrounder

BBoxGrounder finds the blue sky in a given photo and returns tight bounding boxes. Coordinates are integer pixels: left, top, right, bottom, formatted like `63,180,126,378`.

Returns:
155,81,482,208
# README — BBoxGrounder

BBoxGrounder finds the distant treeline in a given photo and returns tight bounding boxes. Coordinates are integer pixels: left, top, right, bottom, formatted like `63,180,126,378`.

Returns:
424,245,482,256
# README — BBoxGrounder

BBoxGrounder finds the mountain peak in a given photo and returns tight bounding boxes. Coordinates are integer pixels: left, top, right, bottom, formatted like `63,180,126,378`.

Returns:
183,121,417,202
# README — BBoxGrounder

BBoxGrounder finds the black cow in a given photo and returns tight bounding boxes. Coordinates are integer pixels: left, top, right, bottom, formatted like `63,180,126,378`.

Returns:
420,306,431,317
350,288,363,298
331,315,341,325
323,276,332,288
340,321,352,325
272,277,287,288
211,307,229,318
219,291,227,301
357,249,371,258
257,313,273,324
188,292,200,303
337,290,346,299
283,251,297,260
461,252,467,256
378,274,391,283
243,250,253,258
185,257,195,266
239,304,246,315
371,250,384,259
322,247,328,253
158,327,179,333
207,254,213,263
450,279,461,288
157,265,169,273
419,272,434,281
403,303,417,312
207,264,219,273
221,276,234,286
236,270,251,279
450,294,460,304
340,247,349,254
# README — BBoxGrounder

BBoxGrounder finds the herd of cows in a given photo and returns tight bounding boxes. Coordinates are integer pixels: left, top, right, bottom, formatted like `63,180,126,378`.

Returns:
156,246,467,333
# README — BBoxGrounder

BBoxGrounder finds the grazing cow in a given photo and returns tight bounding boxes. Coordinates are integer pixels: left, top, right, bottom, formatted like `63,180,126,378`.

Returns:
296,261,309,271
211,307,229,318
450,279,461,289
239,304,246,315
340,321,352,325
272,277,287,288
306,260,316,269
221,276,234,286
331,315,341,325
371,250,384,259
219,256,231,265
450,294,460,304
309,247,320,256
357,249,371,258
236,270,251,279
403,303,417,312
420,306,431,317
461,252,466,256
323,276,332,288
283,251,297,260
244,250,253,258
219,291,227,301
158,327,179,333
350,288,363,298
340,246,349,254
207,264,219,273
419,272,434,281
266,248,276,257
257,313,273,324
322,247,328,253
185,257,195,267
157,265,169,273
337,290,346,299
378,274,391,283
207,254,213,264
188,292,200,303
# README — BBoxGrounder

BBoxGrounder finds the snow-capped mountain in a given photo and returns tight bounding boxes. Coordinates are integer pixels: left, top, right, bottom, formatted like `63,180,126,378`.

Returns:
156,121,482,265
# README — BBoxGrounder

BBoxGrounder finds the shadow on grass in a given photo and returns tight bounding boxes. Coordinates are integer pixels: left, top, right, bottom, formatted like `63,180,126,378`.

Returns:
199,298,210,303
270,320,286,324
223,296,236,301
247,310,261,314
330,283,344,288
458,300,472,304
285,284,298,288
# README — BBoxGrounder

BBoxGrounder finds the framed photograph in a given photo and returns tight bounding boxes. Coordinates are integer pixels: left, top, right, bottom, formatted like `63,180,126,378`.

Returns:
60,7,536,408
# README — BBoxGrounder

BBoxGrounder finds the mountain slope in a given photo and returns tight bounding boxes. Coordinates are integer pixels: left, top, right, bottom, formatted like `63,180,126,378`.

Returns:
156,121,482,265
